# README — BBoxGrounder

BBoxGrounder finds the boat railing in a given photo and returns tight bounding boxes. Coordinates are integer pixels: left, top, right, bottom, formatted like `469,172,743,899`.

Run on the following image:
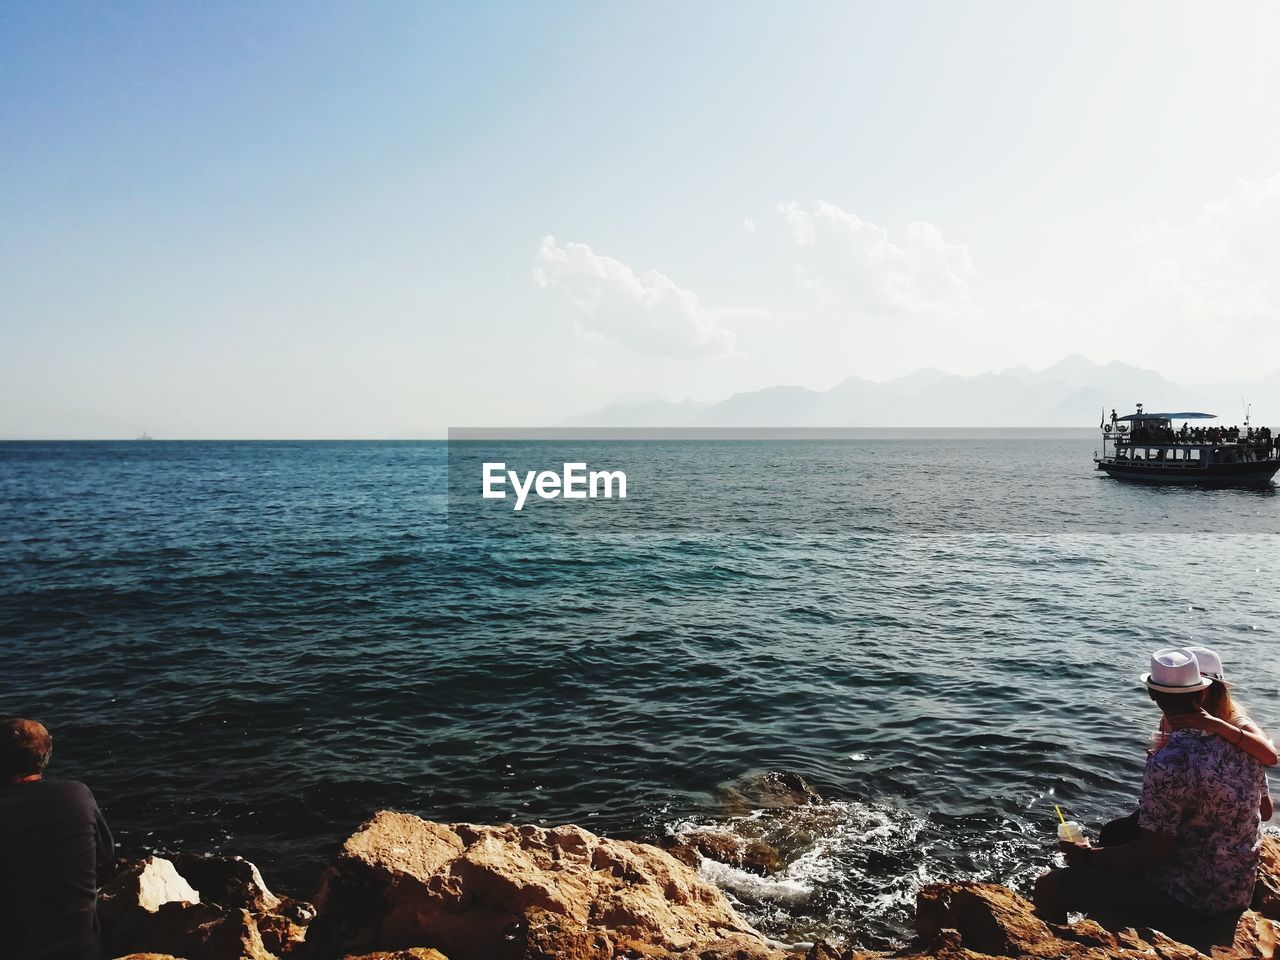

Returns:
1112,437,1279,456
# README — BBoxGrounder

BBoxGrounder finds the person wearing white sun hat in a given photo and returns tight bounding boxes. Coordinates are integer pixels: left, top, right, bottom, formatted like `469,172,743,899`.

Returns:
1034,648,1268,944
1097,644,1275,846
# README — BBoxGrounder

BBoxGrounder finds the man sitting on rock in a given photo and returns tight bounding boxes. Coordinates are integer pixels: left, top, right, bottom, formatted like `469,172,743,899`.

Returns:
0,718,114,960
1034,649,1266,942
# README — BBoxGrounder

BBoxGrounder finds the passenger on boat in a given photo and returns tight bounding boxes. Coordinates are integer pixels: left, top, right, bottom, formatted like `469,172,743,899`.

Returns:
1117,421,1274,449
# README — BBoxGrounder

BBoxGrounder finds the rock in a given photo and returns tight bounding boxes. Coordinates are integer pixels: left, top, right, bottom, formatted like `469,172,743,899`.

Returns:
99,857,202,954
720,772,824,816
107,817,1280,960
282,899,319,924
665,830,784,876
104,901,275,960
101,857,201,916
665,842,702,870
99,856,293,960
167,852,282,913
657,931,797,958
1215,911,1279,960
1254,835,1280,920
307,811,784,960
910,881,1276,960
256,909,309,955
802,943,889,960
803,945,848,960
156,853,308,954
916,882,1053,955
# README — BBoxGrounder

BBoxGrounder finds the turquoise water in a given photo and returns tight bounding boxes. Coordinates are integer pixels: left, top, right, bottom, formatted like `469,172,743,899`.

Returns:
2,439,1278,946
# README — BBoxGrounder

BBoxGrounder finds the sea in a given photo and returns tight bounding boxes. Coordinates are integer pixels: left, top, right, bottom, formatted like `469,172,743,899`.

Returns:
3,436,1280,948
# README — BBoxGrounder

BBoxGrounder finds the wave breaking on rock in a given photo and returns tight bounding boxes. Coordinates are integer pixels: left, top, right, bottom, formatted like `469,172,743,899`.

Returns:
98,782,1280,960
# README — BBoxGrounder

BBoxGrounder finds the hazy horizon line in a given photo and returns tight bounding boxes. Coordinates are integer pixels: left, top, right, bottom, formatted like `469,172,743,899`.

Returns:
3,427,1110,442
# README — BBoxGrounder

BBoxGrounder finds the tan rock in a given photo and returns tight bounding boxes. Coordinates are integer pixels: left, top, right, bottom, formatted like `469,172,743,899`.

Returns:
173,904,277,960
627,931,795,958
153,853,309,954
910,881,1276,960
802,944,859,960
100,857,283,960
1254,835,1280,921
665,830,784,876
111,817,1280,960
102,857,201,914
104,901,275,960
168,853,282,913
916,882,1054,955
308,811,782,960
256,910,308,955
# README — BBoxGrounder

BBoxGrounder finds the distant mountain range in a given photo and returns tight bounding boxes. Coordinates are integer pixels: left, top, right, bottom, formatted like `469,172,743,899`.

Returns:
563,356,1280,427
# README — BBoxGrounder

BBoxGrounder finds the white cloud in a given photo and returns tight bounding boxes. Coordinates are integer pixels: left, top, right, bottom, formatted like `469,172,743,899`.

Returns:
1132,220,1187,245
1143,171,1280,336
533,236,735,357
776,201,976,317
742,217,757,233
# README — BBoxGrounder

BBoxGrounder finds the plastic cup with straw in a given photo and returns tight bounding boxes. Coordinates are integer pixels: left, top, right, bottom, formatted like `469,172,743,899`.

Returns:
1056,804,1084,844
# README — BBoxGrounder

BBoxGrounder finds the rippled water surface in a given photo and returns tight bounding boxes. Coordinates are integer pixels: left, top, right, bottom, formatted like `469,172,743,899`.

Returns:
3,439,1279,947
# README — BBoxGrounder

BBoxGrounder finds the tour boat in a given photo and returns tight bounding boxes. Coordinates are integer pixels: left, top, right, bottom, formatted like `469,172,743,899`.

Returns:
1095,404,1279,487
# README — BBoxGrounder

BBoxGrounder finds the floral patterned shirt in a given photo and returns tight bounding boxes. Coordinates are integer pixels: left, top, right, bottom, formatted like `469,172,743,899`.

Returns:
1138,728,1265,914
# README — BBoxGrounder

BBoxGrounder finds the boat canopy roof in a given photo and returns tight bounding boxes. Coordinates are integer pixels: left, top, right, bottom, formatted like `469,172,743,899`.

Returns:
1116,411,1217,422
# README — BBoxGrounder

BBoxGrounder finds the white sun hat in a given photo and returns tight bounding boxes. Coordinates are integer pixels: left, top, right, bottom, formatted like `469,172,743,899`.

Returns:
1186,645,1233,687
1141,647,1213,694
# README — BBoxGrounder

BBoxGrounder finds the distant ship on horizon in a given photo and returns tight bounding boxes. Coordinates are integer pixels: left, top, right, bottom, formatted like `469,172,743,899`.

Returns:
136,431,154,441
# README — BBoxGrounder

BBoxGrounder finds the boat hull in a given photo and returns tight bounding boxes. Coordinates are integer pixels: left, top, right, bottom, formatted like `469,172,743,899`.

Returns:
1095,459,1280,488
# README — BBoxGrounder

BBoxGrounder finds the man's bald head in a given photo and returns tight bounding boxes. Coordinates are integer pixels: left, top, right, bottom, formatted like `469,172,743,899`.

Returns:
0,718,53,779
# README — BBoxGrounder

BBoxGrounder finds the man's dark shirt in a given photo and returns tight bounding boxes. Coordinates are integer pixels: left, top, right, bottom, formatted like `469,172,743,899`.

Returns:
0,778,114,960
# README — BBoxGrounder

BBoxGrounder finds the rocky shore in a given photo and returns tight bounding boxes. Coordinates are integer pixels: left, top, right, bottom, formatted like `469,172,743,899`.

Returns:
100,774,1280,960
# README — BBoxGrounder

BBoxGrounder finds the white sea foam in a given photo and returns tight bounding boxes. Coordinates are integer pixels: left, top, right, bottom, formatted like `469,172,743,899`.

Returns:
698,857,814,904
670,798,931,947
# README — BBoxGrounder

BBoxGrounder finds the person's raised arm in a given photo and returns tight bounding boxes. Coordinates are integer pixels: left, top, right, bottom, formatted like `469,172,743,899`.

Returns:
1236,719,1279,767
1171,711,1278,766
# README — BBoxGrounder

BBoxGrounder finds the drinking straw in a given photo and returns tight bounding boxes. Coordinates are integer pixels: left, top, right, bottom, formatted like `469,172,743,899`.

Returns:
1054,804,1066,824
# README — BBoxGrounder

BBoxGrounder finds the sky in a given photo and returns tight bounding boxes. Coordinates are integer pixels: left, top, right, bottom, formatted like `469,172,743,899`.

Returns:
3,1,1280,438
